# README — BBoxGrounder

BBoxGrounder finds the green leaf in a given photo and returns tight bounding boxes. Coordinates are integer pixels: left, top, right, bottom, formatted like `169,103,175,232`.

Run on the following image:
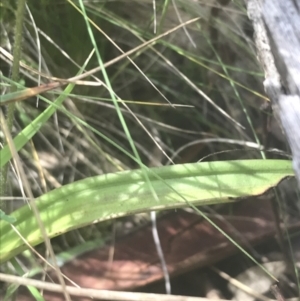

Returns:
0,57,90,168
0,82,75,169
0,159,293,263
0,210,16,224
4,258,46,301
0,82,61,106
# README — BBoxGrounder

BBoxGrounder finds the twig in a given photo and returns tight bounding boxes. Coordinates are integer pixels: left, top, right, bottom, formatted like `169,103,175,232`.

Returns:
0,272,230,301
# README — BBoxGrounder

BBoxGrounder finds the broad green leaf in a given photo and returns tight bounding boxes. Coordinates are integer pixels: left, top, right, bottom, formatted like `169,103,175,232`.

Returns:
0,159,293,263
